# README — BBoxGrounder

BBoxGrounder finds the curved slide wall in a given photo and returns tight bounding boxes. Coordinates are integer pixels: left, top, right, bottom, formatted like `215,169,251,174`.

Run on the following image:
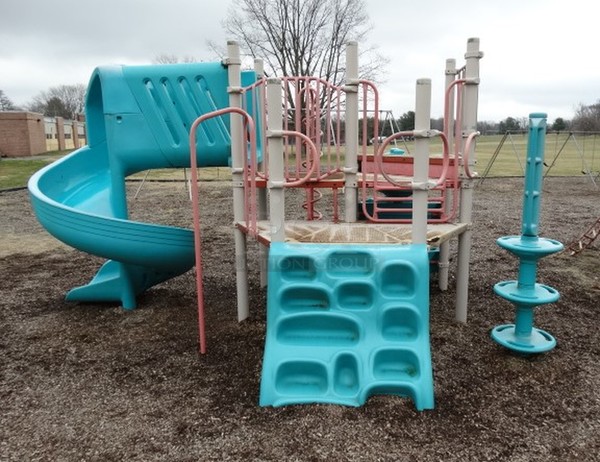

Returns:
29,62,255,308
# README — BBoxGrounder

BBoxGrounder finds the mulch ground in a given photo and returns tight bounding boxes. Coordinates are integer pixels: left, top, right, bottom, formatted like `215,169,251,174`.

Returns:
1,177,598,461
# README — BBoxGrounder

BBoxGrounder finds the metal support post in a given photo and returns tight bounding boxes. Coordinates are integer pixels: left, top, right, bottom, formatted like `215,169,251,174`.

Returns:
438,58,457,291
266,78,286,242
227,41,250,321
344,41,359,223
412,79,432,245
455,37,483,323
254,58,269,288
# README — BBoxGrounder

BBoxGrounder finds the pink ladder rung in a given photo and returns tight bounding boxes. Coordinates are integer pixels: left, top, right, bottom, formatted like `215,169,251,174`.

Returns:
567,216,600,255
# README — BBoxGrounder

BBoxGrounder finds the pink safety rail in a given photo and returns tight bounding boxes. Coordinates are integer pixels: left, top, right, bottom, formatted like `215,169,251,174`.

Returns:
445,67,480,181
237,71,470,227
358,73,467,224
188,107,259,354
241,76,347,222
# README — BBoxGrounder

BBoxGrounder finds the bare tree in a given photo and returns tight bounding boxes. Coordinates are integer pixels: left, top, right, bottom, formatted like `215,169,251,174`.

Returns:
0,90,17,111
28,84,86,119
572,100,600,132
219,0,387,84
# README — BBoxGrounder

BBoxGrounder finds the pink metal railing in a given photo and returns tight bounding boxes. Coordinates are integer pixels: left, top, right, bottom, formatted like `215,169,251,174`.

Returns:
237,70,470,226
359,129,453,223
280,76,345,182
358,76,466,224
188,107,258,354
241,77,269,180
280,130,320,187
463,131,480,179
242,76,345,221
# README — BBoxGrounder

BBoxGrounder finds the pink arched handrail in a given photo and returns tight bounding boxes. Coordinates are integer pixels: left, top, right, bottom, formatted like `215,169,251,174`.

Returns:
281,76,345,182
443,78,466,138
281,130,320,187
359,127,452,223
372,130,451,189
443,77,466,222
359,80,379,157
188,107,257,354
462,131,480,179
241,77,268,180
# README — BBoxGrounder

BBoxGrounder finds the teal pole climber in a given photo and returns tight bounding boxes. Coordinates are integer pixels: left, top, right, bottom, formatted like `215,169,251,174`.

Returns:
491,113,564,353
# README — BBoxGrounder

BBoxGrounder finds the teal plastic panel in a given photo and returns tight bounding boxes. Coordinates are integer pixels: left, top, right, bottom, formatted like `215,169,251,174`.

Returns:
260,243,434,410
491,113,563,354
28,61,260,308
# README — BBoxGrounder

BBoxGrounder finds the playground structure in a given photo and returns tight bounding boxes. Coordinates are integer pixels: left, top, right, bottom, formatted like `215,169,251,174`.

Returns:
491,113,563,353
28,38,484,410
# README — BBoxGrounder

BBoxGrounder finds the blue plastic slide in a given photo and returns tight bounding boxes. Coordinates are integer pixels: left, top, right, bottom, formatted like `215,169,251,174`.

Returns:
29,62,255,308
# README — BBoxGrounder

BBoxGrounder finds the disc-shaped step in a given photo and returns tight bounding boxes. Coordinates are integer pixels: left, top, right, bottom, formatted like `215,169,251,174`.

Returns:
496,235,564,259
494,280,560,306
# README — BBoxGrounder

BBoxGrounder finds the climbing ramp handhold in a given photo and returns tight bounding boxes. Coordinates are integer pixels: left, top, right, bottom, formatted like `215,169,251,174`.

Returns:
260,242,434,410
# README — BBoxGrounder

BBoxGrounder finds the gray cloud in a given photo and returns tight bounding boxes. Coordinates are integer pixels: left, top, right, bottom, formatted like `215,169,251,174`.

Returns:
1,0,598,121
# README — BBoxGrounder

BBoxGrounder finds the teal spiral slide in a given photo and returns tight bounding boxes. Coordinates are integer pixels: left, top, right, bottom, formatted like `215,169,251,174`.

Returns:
29,62,255,308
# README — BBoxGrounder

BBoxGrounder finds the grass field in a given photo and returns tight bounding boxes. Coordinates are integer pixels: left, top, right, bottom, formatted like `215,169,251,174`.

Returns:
2,133,599,190
474,132,600,177
0,152,65,190
409,132,600,178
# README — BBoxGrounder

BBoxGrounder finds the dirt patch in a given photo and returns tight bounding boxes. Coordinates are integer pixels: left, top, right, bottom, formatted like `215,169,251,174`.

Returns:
1,177,599,461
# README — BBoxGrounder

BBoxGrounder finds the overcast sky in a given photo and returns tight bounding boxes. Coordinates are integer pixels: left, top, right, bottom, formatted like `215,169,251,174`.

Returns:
1,0,598,122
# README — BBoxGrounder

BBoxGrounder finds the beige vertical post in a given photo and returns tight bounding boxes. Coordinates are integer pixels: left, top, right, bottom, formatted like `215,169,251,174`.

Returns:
455,37,483,323
438,58,457,291
254,58,269,288
266,78,286,242
78,114,87,146
55,117,65,151
226,40,250,322
412,79,432,245
72,121,80,149
344,41,359,222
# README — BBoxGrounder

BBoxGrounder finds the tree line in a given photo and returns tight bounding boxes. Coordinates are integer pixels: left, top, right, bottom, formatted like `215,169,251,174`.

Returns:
0,85,85,120
363,102,600,137
478,103,600,134
2,82,598,133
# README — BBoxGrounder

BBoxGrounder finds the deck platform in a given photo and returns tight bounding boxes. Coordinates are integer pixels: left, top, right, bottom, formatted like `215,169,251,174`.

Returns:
236,220,470,246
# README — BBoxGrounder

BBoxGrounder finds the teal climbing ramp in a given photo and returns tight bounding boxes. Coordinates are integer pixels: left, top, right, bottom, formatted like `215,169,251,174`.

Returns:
259,242,434,411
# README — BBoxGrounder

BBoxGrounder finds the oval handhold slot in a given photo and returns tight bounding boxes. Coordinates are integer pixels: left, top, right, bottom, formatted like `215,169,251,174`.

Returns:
278,255,317,281
372,349,420,380
280,286,329,311
381,262,417,298
275,361,328,396
362,383,418,405
381,306,419,341
333,353,360,397
276,314,360,346
337,281,375,310
326,251,375,277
